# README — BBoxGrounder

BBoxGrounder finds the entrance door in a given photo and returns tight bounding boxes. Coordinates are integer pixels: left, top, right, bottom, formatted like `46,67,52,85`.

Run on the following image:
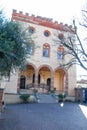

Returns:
38,74,40,84
20,76,26,89
32,74,35,83
47,78,51,91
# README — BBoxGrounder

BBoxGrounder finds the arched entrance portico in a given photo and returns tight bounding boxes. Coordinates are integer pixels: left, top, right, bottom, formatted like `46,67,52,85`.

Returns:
17,64,68,94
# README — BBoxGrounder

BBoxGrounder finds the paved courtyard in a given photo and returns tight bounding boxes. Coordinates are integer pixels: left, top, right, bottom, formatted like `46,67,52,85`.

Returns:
0,102,87,130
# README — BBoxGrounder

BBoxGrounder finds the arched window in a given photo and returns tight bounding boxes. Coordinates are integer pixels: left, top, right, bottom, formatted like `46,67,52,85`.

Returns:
58,33,64,40
28,42,35,55
20,75,26,89
57,45,64,60
43,43,50,57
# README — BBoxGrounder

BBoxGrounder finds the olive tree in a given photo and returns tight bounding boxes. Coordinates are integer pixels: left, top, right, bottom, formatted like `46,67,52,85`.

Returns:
0,10,32,77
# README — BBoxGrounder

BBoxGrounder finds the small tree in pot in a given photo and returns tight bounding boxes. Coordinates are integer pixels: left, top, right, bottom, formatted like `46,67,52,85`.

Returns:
58,93,66,102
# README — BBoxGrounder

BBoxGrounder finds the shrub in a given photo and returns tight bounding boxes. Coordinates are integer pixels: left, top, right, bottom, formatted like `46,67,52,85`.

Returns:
20,94,30,103
58,93,66,99
58,93,66,102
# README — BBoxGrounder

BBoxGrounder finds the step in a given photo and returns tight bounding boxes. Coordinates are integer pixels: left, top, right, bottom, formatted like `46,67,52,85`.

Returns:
38,94,57,103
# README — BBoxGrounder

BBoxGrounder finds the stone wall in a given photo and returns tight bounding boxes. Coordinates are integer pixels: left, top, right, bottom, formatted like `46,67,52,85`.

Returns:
4,93,22,104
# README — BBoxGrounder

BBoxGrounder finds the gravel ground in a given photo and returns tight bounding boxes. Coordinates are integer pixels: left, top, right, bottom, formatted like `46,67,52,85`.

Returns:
0,102,87,130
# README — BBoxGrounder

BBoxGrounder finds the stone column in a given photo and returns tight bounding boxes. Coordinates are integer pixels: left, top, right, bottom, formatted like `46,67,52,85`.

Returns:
34,70,38,88
17,76,20,93
64,73,68,94
51,71,54,90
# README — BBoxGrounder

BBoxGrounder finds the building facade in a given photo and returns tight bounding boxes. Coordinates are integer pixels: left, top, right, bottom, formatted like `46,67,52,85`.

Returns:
4,10,76,96
77,79,87,88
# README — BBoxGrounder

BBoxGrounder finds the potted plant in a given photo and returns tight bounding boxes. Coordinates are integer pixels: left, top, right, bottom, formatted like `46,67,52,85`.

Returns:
58,92,66,102
20,94,30,103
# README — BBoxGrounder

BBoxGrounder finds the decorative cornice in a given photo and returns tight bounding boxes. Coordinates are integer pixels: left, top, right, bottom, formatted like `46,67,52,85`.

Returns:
12,9,75,33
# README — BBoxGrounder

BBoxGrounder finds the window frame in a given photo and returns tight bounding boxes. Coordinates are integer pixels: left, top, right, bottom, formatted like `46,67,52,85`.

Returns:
57,45,64,60
43,43,50,57
28,26,35,34
44,30,51,37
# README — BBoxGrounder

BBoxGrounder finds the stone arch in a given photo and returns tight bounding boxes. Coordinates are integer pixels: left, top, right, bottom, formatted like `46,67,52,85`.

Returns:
25,63,38,87
38,64,53,72
54,67,66,74
38,64,54,90
54,67,67,93
17,63,37,92
27,62,37,72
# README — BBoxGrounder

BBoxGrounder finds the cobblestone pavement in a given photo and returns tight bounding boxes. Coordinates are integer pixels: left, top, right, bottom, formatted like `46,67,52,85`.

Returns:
0,102,87,130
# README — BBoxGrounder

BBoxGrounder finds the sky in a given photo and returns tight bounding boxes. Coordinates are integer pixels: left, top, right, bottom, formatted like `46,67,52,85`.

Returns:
0,0,86,24
0,0,87,79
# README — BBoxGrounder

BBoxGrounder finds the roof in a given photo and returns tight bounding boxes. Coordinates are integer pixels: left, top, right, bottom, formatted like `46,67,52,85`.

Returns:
12,9,75,33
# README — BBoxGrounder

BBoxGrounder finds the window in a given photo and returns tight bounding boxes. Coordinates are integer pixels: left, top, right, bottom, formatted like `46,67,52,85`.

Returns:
58,33,64,40
29,46,33,55
20,75,26,89
57,45,64,60
44,30,50,37
43,43,50,57
57,51,63,60
28,42,34,55
43,48,49,57
28,26,35,34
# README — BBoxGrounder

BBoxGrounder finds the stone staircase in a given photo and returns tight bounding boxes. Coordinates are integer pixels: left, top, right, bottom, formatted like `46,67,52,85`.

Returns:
37,94,58,103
